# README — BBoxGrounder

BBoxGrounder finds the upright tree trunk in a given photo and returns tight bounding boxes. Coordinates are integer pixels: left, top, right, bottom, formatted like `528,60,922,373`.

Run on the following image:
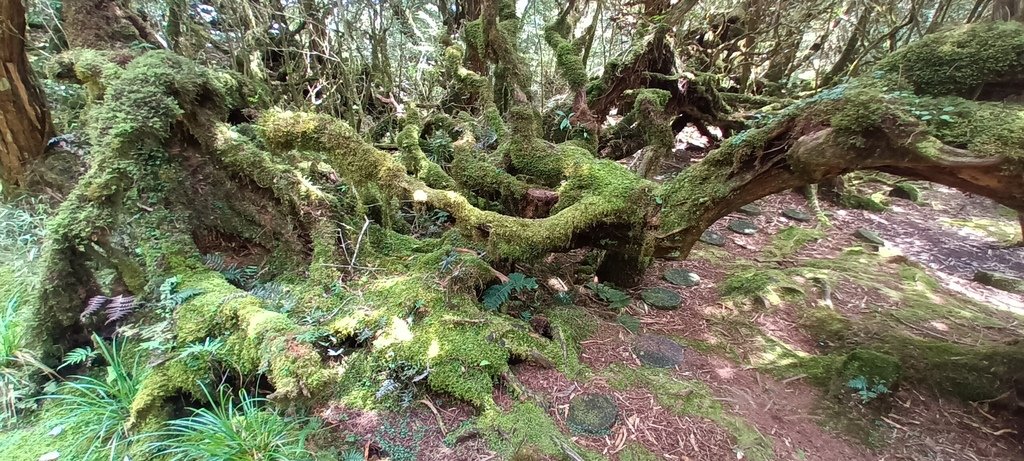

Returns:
993,0,1024,20
62,0,161,49
0,0,52,188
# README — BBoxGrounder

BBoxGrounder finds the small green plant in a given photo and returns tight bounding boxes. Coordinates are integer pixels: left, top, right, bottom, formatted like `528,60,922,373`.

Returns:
481,273,538,310
44,333,149,459
59,346,98,369
0,295,36,424
846,376,890,403
149,385,318,460
374,414,427,461
585,282,631,310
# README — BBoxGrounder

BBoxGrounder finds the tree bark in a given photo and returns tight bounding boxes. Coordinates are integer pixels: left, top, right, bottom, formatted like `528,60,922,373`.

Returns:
993,0,1024,20
62,0,161,49
0,0,52,188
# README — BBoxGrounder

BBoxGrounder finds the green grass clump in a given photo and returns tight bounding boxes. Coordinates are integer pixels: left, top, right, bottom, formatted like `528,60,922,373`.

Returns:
149,386,318,461
43,334,148,459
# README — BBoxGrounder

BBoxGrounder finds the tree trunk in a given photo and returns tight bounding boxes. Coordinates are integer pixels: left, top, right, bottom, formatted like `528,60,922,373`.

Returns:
62,0,161,49
0,0,52,188
993,0,1024,20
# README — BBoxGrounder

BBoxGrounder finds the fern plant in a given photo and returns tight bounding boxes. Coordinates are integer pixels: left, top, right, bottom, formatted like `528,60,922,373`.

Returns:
585,282,631,309
481,273,538,310
846,376,890,403
81,294,137,324
203,254,260,288
148,385,318,461
44,333,149,459
59,346,97,369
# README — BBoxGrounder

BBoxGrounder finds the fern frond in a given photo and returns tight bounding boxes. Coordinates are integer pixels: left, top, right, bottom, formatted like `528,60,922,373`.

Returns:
59,346,97,369
202,253,227,271
81,296,109,320
482,273,538,310
104,295,136,324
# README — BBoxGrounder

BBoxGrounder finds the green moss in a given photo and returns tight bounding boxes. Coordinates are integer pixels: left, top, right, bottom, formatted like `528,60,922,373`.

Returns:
619,444,660,461
876,22,1024,96
543,19,588,90
838,349,901,390
478,403,603,460
764,226,825,258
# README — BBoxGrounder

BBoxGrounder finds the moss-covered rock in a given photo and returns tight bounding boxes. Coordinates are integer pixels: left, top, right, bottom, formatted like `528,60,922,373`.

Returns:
888,183,920,202
566,393,619,436
640,287,681,310
973,270,1024,294
699,229,727,246
663,268,700,287
782,208,812,222
853,228,885,246
633,334,685,368
727,220,758,235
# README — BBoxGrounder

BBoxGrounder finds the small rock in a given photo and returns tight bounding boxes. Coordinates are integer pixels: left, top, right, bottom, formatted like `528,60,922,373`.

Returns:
47,425,63,437
699,230,726,246
633,334,685,368
567,394,619,436
888,183,920,202
664,268,701,287
727,220,758,235
782,208,812,222
617,314,641,333
39,452,59,461
854,228,885,246
973,270,1024,294
641,287,682,310
739,204,762,216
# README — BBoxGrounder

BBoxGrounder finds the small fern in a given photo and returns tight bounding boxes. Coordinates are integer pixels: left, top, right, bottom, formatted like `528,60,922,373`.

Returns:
481,273,538,310
341,449,366,461
59,346,97,369
586,282,631,309
104,295,136,324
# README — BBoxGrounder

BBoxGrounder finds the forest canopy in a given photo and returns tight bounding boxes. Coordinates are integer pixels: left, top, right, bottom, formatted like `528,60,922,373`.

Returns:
1,0,1024,459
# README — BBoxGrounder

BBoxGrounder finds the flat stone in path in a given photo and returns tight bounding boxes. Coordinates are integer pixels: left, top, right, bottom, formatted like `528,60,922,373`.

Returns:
567,393,619,436
728,220,758,235
641,287,682,310
700,230,726,246
739,204,762,216
782,208,812,222
664,268,700,287
633,334,685,368
854,228,885,246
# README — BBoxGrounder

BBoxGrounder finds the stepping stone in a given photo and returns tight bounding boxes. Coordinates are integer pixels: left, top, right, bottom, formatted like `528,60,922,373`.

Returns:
617,314,641,333
633,334,685,368
699,230,726,246
973,270,1024,294
664,268,700,287
641,288,681,310
567,394,619,436
782,208,812,222
728,220,758,235
854,228,885,246
739,204,762,216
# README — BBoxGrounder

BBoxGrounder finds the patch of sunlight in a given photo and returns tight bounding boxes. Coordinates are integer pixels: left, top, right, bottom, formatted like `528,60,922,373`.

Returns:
373,316,414,348
932,271,1024,316
753,334,810,368
426,338,440,359
940,218,1021,244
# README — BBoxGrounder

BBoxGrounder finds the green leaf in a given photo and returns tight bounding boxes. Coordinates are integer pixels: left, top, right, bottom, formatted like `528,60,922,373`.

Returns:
920,115,932,121
938,114,954,122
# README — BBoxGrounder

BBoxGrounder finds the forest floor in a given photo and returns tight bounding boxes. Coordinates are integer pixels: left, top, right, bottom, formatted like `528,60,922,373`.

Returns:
319,171,1024,460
